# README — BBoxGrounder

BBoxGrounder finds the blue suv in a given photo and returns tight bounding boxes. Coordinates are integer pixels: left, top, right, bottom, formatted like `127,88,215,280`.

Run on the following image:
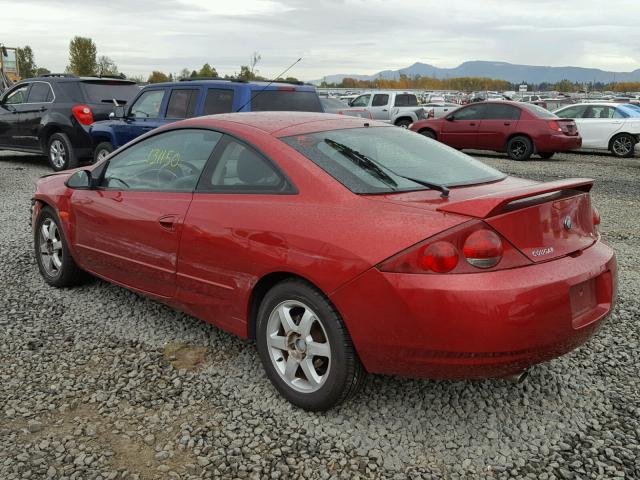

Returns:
89,78,323,162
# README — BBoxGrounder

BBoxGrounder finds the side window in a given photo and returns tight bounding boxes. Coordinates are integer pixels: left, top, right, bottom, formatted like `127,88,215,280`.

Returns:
200,137,288,192
4,84,29,105
203,88,234,115
166,89,199,119
129,90,165,119
585,106,614,119
394,94,418,106
102,129,222,191
350,95,370,107
556,105,587,119
372,94,389,107
452,105,485,120
613,108,629,119
484,104,521,120
26,82,54,103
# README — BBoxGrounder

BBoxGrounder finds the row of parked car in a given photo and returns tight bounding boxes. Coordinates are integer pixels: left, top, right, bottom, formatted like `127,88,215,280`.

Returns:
1,73,639,170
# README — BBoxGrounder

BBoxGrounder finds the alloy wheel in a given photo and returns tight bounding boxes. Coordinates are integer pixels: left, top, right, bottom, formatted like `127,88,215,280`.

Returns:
510,140,527,159
266,300,331,393
96,148,110,162
50,140,67,169
39,218,63,277
612,136,633,157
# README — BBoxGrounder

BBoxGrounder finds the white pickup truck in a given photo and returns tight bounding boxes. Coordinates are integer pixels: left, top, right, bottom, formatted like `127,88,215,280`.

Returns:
346,91,426,127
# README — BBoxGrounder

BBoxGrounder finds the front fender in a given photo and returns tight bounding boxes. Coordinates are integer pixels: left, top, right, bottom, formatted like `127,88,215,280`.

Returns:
89,121,119,147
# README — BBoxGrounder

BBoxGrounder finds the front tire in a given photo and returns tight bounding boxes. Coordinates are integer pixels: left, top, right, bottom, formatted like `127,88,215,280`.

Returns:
93,141,114,163
47,133,78,171
610,133,636,158
256,279,366,411
34,206,87,287
419,129,437,140
507,135,533,161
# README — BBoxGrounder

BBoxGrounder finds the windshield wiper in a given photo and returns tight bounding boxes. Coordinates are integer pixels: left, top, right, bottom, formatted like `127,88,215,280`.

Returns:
323,138,449,197
324,139,398,190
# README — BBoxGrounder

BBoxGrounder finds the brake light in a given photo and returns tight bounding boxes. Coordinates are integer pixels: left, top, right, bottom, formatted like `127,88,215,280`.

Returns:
378,220,531,274
592,206,601,226
420,241,459,273
277,87,296,92
547,120,562,132
72,104,94,125
463,229,503,268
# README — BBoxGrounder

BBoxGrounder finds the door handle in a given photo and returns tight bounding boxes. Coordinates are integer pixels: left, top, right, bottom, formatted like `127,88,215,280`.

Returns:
504,122,511,126
158,214,178,231
39,106,46,112
469,122,476,126
382,109,388,111
142,126,154,131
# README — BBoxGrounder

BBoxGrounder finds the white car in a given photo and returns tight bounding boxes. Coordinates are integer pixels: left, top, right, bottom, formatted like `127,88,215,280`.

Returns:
554,103,640,157
423,102,461,119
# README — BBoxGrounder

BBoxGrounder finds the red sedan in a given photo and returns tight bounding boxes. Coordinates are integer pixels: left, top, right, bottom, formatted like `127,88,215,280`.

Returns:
32,112,616,411
410,101,582,160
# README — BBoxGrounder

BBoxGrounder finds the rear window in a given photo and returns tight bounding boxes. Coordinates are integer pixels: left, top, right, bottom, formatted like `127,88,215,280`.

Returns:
166,89,199,118
251,90,322,112
394,94,418,107
281,127,505,194
520,103,558,119
80,81,140,104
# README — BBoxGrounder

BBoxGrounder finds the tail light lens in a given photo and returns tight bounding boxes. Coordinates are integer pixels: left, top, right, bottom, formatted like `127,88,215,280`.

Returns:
592,206,601,226
72,104,94,125
378,220,531,274
547,120,562,132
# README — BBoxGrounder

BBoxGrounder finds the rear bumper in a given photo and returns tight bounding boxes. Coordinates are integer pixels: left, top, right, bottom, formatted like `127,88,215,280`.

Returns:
330,240,617,378
539,133,582,152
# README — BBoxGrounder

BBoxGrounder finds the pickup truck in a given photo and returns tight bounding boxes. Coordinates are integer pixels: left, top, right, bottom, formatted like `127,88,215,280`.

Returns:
345,91,426,127
89,78,323,162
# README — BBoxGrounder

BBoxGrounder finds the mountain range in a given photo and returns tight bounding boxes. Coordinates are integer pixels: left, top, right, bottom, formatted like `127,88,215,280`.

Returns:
312,61,640,85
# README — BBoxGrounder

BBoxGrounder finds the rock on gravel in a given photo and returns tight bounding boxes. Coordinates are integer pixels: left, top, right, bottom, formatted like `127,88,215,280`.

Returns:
0,150,638,479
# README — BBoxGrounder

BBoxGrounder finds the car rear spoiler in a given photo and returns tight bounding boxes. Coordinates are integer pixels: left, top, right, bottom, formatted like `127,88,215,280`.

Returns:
438,178,594,218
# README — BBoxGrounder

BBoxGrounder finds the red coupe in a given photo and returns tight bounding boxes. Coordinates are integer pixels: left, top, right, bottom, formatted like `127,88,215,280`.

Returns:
32,112,617,410
410,101,582,160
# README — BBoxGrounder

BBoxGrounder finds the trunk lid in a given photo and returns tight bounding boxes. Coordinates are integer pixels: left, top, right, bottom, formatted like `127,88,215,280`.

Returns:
438,178,597,262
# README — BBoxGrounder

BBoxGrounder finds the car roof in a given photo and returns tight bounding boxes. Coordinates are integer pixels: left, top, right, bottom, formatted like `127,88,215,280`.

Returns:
556,102,623,109
143,79,316,90
176,111,389,137
24,75,136,84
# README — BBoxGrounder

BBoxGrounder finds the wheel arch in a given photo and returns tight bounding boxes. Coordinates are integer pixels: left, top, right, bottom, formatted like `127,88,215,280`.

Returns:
394,116,413,125
608,132,638,151
417,127,437,139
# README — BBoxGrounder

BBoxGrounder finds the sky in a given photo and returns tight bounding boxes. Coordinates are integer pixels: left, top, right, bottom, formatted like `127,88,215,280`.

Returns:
1,0,639,81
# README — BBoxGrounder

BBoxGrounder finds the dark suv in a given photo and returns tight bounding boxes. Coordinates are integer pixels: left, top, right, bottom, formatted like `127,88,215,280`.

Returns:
90,78,323,162
0,74,139,170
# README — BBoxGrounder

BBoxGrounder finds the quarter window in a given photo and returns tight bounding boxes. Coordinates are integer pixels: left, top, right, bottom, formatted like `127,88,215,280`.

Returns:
166,89,199,119
203,88,234,114
129,90,165,118
200,137,288,192
26,82,54,103
4,84,29,104
394,94,418,107
101,129,222,191
372,94,389,107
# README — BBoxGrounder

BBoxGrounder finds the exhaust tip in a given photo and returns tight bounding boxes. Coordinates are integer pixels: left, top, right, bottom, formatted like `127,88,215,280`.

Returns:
505,369,529,384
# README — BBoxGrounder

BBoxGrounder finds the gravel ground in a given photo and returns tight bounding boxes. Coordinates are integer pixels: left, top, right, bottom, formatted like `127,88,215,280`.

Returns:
0,150,638,480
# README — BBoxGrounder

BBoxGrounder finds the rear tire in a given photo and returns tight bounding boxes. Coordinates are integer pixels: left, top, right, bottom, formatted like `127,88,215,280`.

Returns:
47,133,77,171
507,135,533,161
419,129,437,140
34,206,87,287
256,279,366,411
93,142,114,163
539,152,555,159
610,133,636,158
395,118,412,128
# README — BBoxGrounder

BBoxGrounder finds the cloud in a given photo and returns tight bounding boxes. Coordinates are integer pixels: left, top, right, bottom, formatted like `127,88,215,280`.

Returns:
1,0,638,80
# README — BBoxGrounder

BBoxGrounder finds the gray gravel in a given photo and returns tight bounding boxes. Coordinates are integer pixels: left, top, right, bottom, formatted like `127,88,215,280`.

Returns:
1,149,638,480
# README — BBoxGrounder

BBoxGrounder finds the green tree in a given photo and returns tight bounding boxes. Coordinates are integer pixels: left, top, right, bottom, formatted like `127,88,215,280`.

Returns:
97,56,118,76
178,68,191,79
198,63,217,77
190,70,198,78
238,65,255,81
17,46,37,78
147,71,170,83
35,67,50,76
554,79,576,92
68,36,98,75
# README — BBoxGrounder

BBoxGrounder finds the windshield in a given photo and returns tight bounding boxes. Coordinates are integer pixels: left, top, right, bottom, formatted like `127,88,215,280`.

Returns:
619,104,640,117
281,127,505,194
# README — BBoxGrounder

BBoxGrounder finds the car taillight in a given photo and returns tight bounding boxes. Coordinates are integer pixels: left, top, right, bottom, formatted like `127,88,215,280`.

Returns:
592,206,601,226
547,120,562,132
463,229,503,268
378,220,531,274
72,104,94,125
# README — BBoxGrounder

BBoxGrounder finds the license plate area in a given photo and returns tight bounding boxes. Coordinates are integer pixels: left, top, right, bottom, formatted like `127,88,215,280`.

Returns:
570,278,597,323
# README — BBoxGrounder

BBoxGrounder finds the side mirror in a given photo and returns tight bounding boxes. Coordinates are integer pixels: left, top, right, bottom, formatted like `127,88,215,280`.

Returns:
113,105,126,119
445,115,455,121
66,170,94,189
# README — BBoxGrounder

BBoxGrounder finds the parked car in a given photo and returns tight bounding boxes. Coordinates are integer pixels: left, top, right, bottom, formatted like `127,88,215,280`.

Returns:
90,78,323,163
33,112,616,410
346,91,426,127
553,103,640,157
0,74,139,170
319,97,372,119
423,102,461,119
410,101,581,160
